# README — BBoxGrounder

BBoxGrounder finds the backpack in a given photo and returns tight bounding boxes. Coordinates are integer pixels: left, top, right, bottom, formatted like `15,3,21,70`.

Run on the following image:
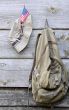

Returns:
29,19,68,105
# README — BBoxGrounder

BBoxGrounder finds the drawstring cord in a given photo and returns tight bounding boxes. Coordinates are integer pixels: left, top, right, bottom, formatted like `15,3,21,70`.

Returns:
28,77,32,108
28,79,30,107
51,105,54,110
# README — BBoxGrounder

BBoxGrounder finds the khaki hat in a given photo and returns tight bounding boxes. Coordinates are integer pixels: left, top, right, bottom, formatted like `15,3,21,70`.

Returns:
9,7,32,53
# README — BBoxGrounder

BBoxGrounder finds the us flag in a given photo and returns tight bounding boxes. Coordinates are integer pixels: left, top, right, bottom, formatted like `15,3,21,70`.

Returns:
20,6,29,23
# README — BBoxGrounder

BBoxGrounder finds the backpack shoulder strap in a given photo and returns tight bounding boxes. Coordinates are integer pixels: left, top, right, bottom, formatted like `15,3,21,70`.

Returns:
29,33,41,81
28,33,41,106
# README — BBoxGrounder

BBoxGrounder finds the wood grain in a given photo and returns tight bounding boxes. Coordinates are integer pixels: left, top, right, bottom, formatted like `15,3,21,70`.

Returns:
0,89,68,107
0,30,69,58
0,0,69,29
0,59,68,87
0,59,32,87
0,0,69,109
0,107,68,110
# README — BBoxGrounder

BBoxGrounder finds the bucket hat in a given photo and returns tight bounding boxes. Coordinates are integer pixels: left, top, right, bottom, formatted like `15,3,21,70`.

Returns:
9,6,32,53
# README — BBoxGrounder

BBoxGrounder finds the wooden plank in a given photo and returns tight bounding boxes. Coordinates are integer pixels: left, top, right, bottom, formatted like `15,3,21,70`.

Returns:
0,0,69,29
0,59,33,87
0,89,28,106
0,107,51,110
0,107,68,110
0,59,68,87
0,30,69,58
0,89,68,108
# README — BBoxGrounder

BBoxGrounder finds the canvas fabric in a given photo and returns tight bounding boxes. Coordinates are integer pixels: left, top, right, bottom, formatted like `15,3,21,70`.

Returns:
9,15,32,53
30,27,68,104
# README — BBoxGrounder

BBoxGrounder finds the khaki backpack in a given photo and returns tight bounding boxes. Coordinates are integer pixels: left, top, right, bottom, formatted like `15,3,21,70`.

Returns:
29,19,68,105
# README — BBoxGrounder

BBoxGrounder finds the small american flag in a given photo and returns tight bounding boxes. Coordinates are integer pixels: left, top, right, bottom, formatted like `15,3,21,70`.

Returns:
20,6,29,23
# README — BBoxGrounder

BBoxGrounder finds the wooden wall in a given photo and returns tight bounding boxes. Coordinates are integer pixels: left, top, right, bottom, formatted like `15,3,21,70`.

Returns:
0,0,69,109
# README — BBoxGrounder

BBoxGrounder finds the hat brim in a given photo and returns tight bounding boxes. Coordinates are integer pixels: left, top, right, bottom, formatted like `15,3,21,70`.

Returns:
9,14,32,53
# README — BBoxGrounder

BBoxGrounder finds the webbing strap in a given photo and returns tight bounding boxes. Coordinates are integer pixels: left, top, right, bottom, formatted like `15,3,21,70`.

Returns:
28,33,41,107
29,34,41,81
